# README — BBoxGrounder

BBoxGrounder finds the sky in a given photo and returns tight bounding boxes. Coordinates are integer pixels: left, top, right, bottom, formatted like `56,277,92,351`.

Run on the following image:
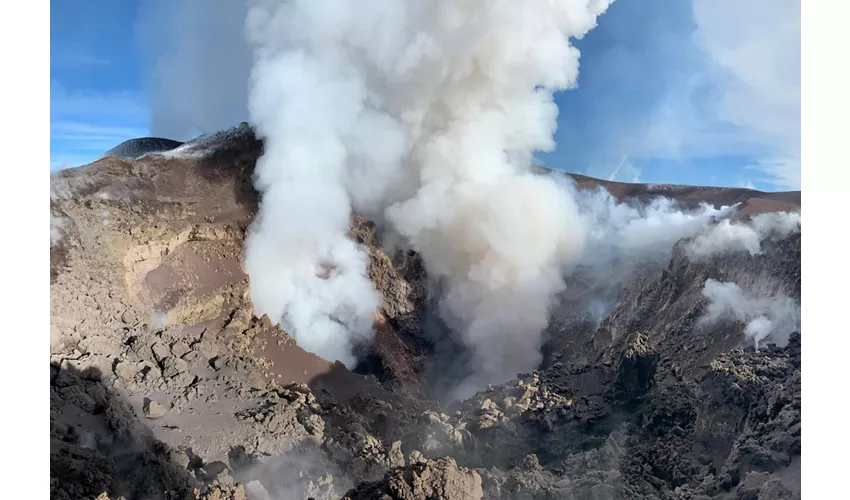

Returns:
50,0,800,191
50,0,149,170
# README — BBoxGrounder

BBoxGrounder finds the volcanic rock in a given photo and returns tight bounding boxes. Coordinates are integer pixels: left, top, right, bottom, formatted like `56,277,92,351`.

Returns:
50,126,802,499
342,457,484,500
144,399,169,419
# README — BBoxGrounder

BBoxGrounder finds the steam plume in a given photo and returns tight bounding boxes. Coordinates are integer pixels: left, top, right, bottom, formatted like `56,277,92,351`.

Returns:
700,278,800,349
568,184,737,267
684,211,801,260
243,0,613,388
538,180,739,331
50,215,66,247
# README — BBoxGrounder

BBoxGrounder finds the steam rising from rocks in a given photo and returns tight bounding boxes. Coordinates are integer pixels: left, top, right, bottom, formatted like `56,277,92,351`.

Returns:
700,278,800,349
568,185,737,269
243,0,613,386
685,211,801,260
50,216,67,247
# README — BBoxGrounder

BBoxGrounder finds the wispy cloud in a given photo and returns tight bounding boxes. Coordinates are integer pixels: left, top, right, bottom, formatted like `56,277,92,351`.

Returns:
691,0,800,190
50,80,148,120
747,158,801,192
50,81,150,169
542,0,799,191
51,121,149,141
51,120,148,154
51,51,111,67
631,0,800,190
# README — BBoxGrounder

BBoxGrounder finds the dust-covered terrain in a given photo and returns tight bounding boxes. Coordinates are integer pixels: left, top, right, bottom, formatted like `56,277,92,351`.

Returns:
50,124,800,500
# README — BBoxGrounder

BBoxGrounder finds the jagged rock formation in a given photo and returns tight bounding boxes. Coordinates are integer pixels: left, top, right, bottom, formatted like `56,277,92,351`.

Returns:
50,125,801,499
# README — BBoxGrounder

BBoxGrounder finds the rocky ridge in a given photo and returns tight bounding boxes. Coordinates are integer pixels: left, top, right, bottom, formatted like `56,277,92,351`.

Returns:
50,125,801,499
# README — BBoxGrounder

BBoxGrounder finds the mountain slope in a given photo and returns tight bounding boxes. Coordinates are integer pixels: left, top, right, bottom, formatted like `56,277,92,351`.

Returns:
50,126,801,499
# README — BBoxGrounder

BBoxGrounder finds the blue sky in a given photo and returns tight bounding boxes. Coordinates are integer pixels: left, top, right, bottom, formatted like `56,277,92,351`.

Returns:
50,0,800,191
50,0,149,170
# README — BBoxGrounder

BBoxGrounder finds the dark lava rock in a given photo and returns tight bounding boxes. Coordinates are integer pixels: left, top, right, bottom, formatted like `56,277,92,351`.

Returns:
101,137,184,160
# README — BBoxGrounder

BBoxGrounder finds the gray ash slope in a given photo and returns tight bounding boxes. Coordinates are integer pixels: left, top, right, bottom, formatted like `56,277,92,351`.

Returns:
101,137,185,160
50,125,801,500
98,123,257,162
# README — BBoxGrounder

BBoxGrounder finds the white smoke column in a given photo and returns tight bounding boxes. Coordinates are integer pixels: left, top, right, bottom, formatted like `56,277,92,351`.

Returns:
700,278,800,350
685,211,801,260
243,0,613,385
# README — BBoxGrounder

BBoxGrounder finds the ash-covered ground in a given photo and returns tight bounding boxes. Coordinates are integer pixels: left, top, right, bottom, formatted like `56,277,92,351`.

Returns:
50,125,801,500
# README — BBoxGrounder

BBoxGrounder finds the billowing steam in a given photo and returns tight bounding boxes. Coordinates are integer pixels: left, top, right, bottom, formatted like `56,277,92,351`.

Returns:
567,184,737,268
700,278,800,349
684,211,801,260
243,0,613,388
138,0,800,393
533,181,742,331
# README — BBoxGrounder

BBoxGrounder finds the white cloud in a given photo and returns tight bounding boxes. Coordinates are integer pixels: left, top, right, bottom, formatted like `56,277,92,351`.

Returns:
691,0,800,190
50,120,150,167
623,0,801,190
747,158,801,192
547,0,800,191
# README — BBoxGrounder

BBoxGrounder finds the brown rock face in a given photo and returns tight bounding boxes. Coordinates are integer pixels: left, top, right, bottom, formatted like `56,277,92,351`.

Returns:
348,215,432,396
342,457,484,500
